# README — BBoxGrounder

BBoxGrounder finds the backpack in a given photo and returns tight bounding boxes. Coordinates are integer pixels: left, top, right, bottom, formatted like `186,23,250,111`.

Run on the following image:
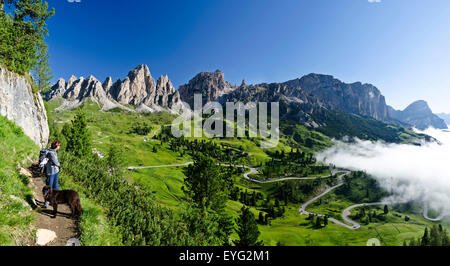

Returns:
39,149,50,172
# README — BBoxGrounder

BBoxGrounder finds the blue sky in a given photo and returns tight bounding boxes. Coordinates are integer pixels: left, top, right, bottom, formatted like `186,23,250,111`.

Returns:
44,0,450,113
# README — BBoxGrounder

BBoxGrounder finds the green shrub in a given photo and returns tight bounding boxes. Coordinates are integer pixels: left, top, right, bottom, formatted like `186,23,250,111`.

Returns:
60,151,223,246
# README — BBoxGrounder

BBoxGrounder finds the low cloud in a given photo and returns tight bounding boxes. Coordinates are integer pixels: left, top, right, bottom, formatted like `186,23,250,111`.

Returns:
368,0,381,3
317,127,450,215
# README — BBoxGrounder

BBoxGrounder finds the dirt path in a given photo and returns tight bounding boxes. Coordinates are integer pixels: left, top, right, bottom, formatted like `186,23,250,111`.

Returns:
28,165,79,246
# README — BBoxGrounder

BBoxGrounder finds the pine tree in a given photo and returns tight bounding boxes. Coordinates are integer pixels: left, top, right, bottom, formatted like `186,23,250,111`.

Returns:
421,227,430,246
217,213,234,246
264,214,269,225
383,205,389,215
33,41,52,92
62,110,92,157
315,216,322,228
234,206,263,246
258,212,264,224
442,229,449,246
0,0,54,74
106,145,124,176
182,153,228,212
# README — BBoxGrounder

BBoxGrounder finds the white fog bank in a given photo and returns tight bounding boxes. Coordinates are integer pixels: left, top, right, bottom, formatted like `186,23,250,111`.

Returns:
316,127,450,215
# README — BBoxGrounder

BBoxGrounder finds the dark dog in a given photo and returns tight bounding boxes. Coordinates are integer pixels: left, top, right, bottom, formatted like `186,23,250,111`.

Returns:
42,185,83,218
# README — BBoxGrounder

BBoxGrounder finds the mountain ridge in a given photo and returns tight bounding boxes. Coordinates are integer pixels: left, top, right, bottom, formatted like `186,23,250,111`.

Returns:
45,65,446,131
44,64,185,113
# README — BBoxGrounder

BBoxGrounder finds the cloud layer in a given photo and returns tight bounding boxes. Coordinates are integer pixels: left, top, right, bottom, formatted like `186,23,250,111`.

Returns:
317,128,450,214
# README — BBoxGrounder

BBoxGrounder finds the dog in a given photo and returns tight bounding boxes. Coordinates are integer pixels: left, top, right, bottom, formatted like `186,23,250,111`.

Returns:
42,185,83,218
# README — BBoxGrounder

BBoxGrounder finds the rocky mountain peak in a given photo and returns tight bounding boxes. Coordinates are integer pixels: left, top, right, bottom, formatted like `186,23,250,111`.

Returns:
156,75,175,93
103,77,113,91
45,65,183,113
403,100,433,115
388,100,447,130
178,69,236,107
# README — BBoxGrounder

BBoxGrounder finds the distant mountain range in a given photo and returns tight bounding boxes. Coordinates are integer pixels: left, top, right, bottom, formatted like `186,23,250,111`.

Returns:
388,101,447,130
437,113,450,126
44,64,448,132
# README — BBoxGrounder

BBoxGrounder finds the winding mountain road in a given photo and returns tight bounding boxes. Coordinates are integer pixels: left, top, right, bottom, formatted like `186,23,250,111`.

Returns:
127,162,193,170
127,161,449,228
423,201,450,222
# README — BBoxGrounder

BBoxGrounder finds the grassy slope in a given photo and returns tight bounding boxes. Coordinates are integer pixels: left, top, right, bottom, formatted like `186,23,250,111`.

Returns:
45,100,122,246
47,100,331,210
46,99,445,246
0,116,37,245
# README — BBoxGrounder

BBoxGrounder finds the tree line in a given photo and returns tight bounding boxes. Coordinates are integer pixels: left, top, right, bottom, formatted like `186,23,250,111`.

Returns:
405,225,450,246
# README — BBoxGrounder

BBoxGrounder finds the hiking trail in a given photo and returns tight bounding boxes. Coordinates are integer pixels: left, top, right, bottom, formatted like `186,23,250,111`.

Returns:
27,164,79,246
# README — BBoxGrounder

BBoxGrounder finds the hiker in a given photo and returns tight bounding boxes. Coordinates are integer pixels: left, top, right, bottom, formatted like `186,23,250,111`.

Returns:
44,140,61,208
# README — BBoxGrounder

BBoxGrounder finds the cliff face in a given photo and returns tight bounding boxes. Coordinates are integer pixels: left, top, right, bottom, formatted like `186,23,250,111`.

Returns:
178,70,236,108
181,71,390,121
297,74,390,121
0,66,49,148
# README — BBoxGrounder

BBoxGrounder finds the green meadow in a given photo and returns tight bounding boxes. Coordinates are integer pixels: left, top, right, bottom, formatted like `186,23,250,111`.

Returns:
46,100,448,246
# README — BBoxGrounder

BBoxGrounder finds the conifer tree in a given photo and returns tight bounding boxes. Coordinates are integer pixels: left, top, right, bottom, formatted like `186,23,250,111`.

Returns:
0,0,54,74
62,110,92,157
258,212,264,224
421,227,430,246
33,42,52,91
234,206,263,246
183,153,228,212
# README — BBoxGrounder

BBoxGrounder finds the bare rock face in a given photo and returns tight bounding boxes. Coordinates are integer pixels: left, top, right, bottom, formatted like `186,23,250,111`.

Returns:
220,73,391,123
0,66,49,148
111,64,156,105
45,65,183,113
298,74,390,121
44,74,123,111
102,77,113,92
44,78,66,100
178,70,236,108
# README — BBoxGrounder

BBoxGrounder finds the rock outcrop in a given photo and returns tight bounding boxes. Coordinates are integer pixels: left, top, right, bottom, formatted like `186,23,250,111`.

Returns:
388,100,448,130
45,64,184,113
0,66,49,148
178,70,236,108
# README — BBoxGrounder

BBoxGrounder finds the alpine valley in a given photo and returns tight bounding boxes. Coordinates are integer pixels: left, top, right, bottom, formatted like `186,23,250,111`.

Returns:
3,0,450,250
